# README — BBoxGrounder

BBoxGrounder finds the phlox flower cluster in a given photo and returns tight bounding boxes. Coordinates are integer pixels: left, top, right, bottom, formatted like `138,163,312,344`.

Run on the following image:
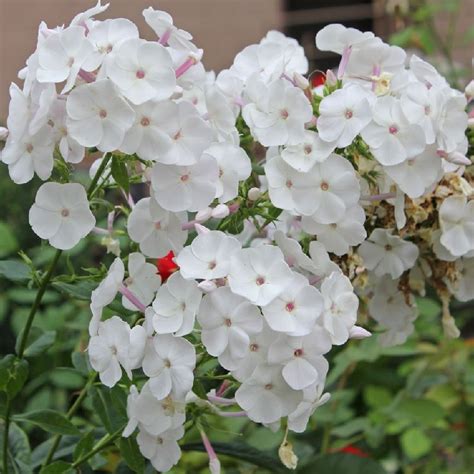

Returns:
1,3,473,472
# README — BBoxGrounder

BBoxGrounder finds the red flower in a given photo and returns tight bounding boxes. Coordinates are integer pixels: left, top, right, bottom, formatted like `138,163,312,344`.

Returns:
338,444,369,458
156,251,179,282
311,71,326,88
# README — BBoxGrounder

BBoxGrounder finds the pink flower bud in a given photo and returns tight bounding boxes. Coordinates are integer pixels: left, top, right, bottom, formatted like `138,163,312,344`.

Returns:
212,204,230,219
325,69,337,86
196,207,213,222
194,223,210,235
349,326,372,339
293,72,309,90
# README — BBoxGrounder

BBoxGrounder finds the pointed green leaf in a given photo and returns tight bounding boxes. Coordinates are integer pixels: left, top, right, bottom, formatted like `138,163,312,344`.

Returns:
14,409,80,435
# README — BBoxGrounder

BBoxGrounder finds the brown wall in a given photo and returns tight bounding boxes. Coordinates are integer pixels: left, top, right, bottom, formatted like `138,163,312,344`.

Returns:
0,0,283,121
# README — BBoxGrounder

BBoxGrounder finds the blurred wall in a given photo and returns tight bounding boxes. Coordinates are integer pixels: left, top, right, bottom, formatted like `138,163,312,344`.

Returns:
0,0,283,121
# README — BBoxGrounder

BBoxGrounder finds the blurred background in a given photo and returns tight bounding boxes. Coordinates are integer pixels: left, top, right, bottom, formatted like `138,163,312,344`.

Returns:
0,1,473,473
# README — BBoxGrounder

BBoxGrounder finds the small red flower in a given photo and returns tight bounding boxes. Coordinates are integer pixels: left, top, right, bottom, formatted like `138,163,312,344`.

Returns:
311,71,326,88
156,251,179,282
338,444,369,458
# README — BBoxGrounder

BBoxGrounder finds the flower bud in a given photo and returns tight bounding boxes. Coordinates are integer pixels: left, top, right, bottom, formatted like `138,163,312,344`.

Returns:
212,204,230,219
465,79,474,100
349,325,372,339
209,458,221,474
325,69,337,87
194,223,210,235
446,151,471,166
196,207,213,222
293,72,309,90
198,279,217,293
247,187,262,201
101,236,121,256
0,126,8,141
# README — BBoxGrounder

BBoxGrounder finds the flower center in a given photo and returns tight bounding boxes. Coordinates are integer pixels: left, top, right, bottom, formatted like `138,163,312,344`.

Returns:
219,168,224,178
136,69,146,79
304,145,312,155
389,125,398,134
208,261,217,269
155,221,162,230
384,244,392,251
26,143,34,153
250,343,259,352
286,179,293,189
264,383,273,390
141,117,150,127
285,301,295,312
180,174,190,182
424,105,431,115
67,57,75,67
61,208,70,217
345,109,353,119
99,109,107,119
173,130,182,141
280,109,289,119
256,276,265,286
320,181,329,191
293,348,304,357
164,358,171,368
157,437,164,445
224,318,232,327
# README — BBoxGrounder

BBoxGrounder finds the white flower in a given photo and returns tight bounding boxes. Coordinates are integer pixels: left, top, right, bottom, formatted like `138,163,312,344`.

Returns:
122,253,161,311
361,96,426,166
273,230,318,273
315,23,375,54
235,364,302,424
265,152,360,222
228,245,294,306
107,38,176,104
29,182,95,250
358,229,420,278
88,316,146,387
436,94,468,153
142,334,196,399
149,271,202,336
384,146,442,199
66,79,135,152
89,257,125,336
409,55,448,89
262,272,324,336
36,26,98,93
280,130,336,173
320,272,358,345
203,142,251,202
308,241,341,280
317,85,373,147
123,383,185,437
267,327,330,390
137,426,184,473
198,287,263,370
140,100,213,165
151,155,219,212
127,197,188,258
438,195,474,257
447,258,474,302
242,78,312,146
301,205,367,256
176,231,241,280
288,383,330,433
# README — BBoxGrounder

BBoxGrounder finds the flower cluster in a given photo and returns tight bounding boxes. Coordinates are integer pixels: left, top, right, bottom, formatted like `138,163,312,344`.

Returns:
1,2,473,472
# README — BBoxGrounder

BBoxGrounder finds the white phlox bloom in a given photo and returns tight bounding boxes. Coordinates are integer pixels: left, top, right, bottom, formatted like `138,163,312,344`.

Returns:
197,287,263,370
361,96,426,166
438,195,474,257
228,245,294,306
320,272,359,345
203,142,251,202
88,316,146,387
29,182,95,250
315,23,375,54
235,364,303,424
127,197,188,258
273,230,318,274
107,38,176,104
66,79,135,152
176,230,241,280
358,229,419,278
151,155,219,212
308,241,341,281
89,257,125,336
288,383,331,433
317,84,373,147
123,383,185,437
242,78,312,146
447,258,474,302
301,205,367,256
142,334,196,400
368,276,417,346
267,327,330,390
137,426,184,473
435,93,468,153
262,272,324,336
122,252,161,311
36,26,98,93
149,271,202,336
265,152,360,222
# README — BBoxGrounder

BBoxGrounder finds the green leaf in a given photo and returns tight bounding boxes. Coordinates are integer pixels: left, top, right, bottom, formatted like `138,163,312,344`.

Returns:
0,260,30,282
396,399,445,426
0,222,18,257
14,409,80,435
40,461,74,474
363,386,392,409
74,430,95,463
72,351,92,376
111,156,130,193
182,441,286,473
23,329,56,357
49,368,84,389
298,453,386,474
0,421,32,474
119,437,145,473
401,427,432,460
90,385,128,434
52,281,97,300
0,355,29,399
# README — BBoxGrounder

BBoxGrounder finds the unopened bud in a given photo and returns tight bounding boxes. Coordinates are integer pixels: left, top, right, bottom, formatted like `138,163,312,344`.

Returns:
212,204,230,219
278,440,298,470
247,187,261,201
293,72,309,90
465,79,474,100
209,458,221,474
194,223,210,235
0,126,8,141
325,69,337,87
349,325,372,339
198,280,217,293
446,151,471,166
196,207,213,222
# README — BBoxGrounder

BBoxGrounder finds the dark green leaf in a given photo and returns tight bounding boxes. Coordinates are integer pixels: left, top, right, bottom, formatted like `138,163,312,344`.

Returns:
14,409,80,435
74,430,95,463
0,355,29,399
119,437,145,473
40,461,74,474
52,281,97,300
0,260,30,282
298,453,386,474
0,421,32,474
72,351,92,376
90,385,127,434
23,330,56,357
396,399,445,426
0,222,18,258
111,156,130,193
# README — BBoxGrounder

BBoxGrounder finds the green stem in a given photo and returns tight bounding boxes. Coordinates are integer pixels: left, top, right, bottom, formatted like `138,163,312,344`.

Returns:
41,374,97,467
88,153,112,199
71,427,123,468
